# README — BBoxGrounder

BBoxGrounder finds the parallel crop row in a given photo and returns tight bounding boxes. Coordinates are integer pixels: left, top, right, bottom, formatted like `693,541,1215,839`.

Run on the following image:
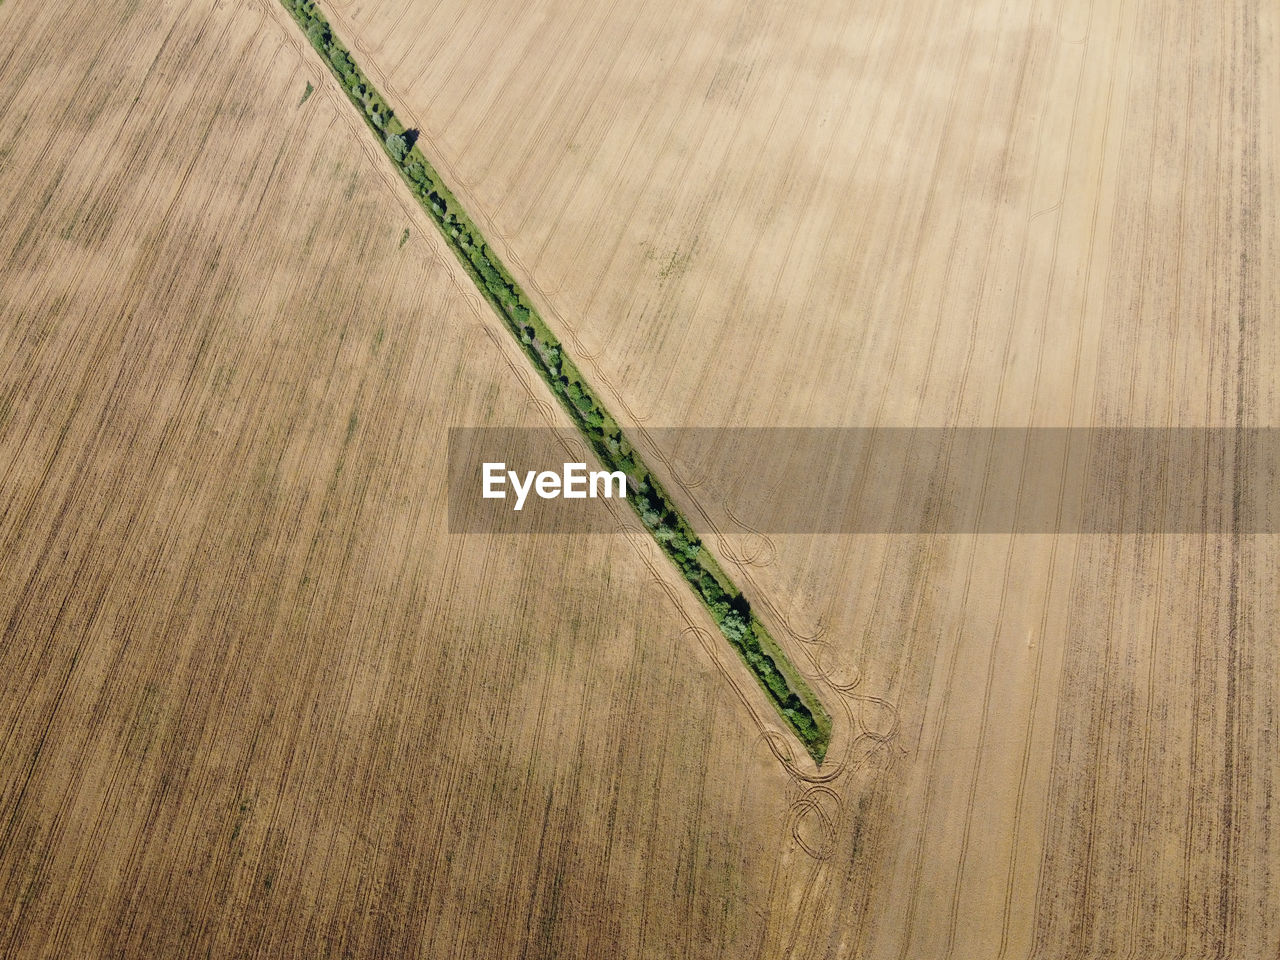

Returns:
282,0,832,761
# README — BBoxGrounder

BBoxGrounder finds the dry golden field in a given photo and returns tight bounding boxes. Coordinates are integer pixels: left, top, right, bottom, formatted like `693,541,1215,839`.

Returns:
0,0,848,955
315,0,1276,955
2,0,1278,956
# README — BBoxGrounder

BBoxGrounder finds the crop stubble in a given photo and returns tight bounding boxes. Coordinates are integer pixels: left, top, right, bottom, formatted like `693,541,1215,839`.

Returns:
0,0,832,955
317,0,1279,955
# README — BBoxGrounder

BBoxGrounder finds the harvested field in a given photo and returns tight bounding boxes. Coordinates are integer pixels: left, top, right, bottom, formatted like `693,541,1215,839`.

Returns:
276,0,834,761
309,0,1279,955
2,0,1278,955
0,0,834,955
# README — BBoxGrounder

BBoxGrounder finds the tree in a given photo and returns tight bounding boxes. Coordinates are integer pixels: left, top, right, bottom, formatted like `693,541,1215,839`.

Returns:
720,608,752,645
332,51,355,81
305,19,329,49
384,133,409,162
543,344,562,373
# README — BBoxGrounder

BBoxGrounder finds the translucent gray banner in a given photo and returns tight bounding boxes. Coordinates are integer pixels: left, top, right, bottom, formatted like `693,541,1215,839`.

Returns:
447,428,1280,533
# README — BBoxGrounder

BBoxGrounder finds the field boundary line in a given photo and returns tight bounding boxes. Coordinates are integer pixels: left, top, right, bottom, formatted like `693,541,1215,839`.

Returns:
272,0,834,763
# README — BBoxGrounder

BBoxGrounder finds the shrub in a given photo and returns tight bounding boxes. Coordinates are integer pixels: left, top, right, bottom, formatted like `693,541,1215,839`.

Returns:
305,20,329,48
332,51,355,80
720,609,751,646
385,133,409,162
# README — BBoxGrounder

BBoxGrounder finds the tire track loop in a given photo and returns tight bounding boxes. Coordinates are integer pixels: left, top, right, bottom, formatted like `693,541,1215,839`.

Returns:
500,0,864,769
714,503,775,569
767,0,1018,939
271,11,911,936
631,0,966,859
276,0,845,775
757,786,835,958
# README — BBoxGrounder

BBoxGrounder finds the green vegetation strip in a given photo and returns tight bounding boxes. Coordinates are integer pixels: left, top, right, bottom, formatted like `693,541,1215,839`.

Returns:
283,0,832,762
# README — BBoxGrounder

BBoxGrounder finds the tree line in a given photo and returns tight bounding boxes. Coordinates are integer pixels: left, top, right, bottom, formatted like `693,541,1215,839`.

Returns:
281,0,831,761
